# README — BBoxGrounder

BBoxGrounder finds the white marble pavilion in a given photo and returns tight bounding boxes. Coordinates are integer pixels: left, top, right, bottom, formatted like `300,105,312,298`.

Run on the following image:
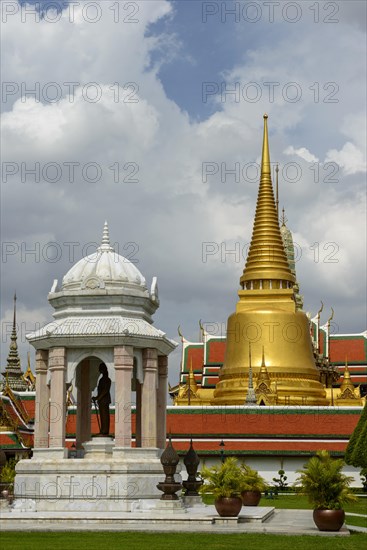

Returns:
14,223,177,511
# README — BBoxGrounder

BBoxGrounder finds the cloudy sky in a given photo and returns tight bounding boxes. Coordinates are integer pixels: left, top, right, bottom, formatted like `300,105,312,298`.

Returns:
1,0,366,385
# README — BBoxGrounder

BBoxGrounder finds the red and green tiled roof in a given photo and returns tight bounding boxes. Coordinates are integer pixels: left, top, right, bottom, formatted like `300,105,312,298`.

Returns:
1,391,364,458
0,432,25,449
205,338,226,365
181,344,204,373
329,335,366,364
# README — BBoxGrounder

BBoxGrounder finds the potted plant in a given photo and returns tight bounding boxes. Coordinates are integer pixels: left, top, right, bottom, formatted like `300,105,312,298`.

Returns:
295,450,357,531
240,464,268,506
0,457,17,503
199,457,243,517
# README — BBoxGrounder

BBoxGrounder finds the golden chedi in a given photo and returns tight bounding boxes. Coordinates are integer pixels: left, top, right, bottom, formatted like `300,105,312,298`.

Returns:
213,115,328,406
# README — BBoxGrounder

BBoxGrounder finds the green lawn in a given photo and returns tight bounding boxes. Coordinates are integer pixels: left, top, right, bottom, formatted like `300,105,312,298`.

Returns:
346,515,367,529
202,494,367,515
259,494,367,515
1,532,367,550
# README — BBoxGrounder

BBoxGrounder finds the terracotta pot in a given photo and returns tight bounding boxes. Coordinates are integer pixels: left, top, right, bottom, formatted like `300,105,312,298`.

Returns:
215,496,243,517
313,509,345,531
241,490,261,506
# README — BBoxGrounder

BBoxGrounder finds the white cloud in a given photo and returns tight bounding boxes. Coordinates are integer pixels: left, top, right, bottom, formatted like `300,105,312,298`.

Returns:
325,142,366,175
284,145,319,163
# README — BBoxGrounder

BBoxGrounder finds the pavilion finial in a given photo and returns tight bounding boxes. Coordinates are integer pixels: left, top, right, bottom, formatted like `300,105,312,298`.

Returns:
99,221,114,251
102,221,110,246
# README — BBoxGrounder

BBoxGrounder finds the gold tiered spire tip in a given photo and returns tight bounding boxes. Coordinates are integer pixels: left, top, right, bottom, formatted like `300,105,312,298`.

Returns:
240,115,295,286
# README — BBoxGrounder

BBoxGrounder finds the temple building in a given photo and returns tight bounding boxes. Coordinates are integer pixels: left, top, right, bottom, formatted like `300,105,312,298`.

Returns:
171,116,365,408
1,115,365,486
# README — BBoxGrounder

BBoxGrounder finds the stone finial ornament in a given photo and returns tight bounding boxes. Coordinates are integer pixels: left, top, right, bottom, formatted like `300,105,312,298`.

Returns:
157,435,182,500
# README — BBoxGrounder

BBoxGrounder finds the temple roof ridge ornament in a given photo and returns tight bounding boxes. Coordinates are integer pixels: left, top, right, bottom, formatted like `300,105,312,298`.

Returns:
336,356,363,404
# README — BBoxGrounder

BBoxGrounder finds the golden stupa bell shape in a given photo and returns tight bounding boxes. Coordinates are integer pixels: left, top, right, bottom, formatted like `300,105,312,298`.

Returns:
213,115,328,406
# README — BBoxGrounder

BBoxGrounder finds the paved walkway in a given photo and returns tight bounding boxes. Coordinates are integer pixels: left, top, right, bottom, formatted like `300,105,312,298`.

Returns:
0,506,356,536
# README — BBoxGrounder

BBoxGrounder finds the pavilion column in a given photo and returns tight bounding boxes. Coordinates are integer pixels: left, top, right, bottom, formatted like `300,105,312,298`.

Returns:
135,381,142,447
76,359,91,449
48,347,67,456
34,350,49,449
157,356,168,450
141,348,158,448
114,346,133,448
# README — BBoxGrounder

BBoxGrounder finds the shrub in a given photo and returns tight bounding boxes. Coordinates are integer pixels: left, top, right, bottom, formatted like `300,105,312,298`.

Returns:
272,469,288,492
199,457,243,499
241,464,268,492
0,458,18,486
345,401,367,468
295,450,357,510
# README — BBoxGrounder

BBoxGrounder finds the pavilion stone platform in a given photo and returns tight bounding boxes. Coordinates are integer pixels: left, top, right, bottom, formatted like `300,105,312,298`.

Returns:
2,503,276,525
14,440,168,512
0,506,352,536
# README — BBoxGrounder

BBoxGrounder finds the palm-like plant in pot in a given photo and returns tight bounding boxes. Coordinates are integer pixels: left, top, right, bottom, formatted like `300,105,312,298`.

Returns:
295,450,357,531
199,457,243,517
240,464,268,506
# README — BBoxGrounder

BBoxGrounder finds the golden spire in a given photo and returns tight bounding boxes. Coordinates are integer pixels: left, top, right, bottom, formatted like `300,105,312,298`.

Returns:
245,343,257,404
240,115,295,288
275,164,279,220
340,357,353,391
336,356,363,404
188,359,197,390
257,346,271,383
212,115,329,407
187,359,198,406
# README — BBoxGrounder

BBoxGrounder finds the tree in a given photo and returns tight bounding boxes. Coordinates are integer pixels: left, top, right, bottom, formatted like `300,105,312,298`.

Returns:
345,401,367,468
350,414,367,469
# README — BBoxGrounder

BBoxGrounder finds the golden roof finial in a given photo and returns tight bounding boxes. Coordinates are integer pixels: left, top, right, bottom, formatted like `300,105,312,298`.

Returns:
240,115,295,287
317,301,324,320
344,356,351,379
261,114,271,177
199,319,206,341
339,355,355,394
187,358,198,405
281,207,286,226
257,346,271,384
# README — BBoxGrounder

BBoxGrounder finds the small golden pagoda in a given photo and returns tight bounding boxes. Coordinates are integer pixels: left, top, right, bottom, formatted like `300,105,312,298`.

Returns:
335,359,363,406
213,115,328,406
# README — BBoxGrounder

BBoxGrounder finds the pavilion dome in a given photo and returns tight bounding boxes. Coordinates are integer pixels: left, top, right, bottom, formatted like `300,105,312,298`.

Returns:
61,222,147,292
